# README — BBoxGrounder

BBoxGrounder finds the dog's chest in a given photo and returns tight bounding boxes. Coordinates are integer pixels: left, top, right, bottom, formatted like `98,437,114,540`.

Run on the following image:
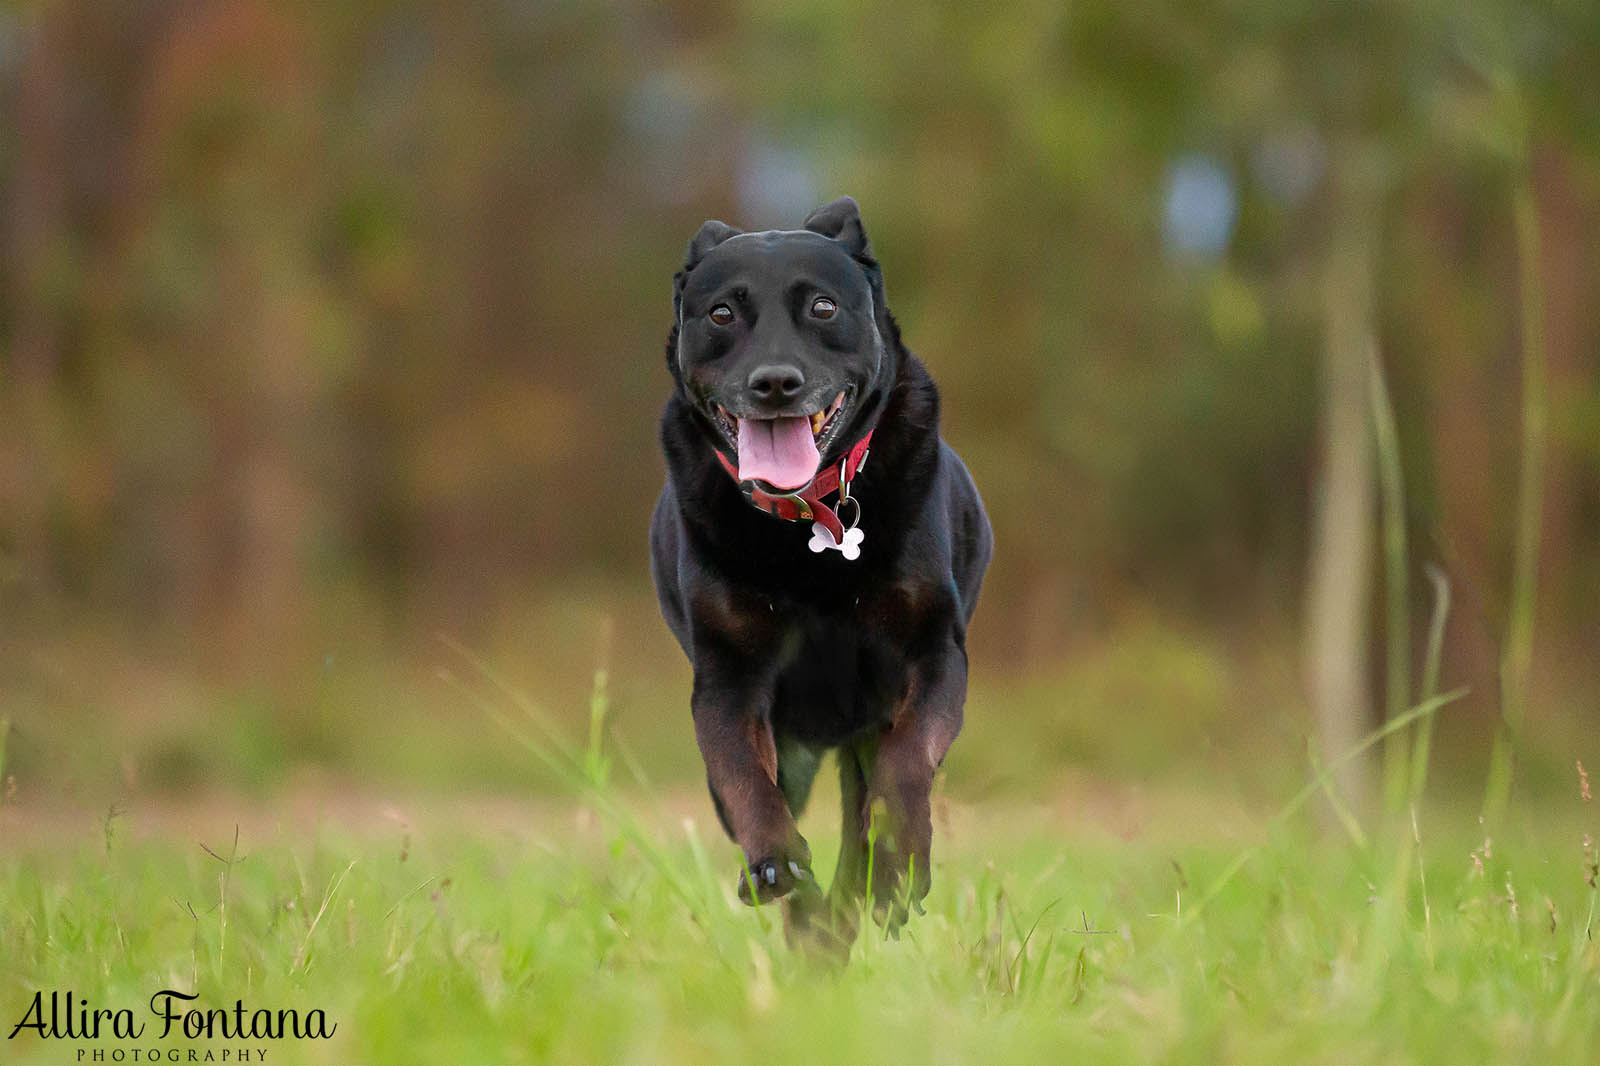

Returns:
765,595,914,745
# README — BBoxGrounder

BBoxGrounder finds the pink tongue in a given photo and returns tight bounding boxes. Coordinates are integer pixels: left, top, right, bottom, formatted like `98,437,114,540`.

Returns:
736,416,820,490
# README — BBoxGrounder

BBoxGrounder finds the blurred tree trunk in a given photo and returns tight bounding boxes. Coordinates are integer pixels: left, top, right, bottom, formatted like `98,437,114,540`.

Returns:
222,280,317,670
1529,147,1593,647
1305,138,1381,813
1411,179,1502,735
2,14,67,594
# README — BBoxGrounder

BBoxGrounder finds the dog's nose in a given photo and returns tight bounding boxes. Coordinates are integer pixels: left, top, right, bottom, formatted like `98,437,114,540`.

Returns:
747,364,805,405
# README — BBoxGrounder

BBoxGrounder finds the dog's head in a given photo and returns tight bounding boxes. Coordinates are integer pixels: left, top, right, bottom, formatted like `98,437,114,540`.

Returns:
668,197,896,492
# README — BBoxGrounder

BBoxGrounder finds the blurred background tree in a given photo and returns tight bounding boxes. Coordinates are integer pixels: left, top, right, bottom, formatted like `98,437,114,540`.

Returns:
0,0,1595,803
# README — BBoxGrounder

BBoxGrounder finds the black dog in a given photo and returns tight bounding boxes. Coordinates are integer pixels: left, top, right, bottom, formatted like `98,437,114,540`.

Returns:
650,197,992,947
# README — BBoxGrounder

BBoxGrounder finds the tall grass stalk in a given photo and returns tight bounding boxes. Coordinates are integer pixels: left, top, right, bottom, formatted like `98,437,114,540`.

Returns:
1184,687,1466,923
438,634,741,961
585,623,614,790
1361,568,1456,989
1309,741,1369,850
1483,170,1549,825
1368,343,1412,823
290,860,357,975
1407,565,1452,803
1364,359,1456,989
1365,563,1453,985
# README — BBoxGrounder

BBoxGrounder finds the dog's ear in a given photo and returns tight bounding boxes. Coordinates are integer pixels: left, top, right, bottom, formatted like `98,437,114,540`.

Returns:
674,219,741,318
684,219,741,272
803,196,874,262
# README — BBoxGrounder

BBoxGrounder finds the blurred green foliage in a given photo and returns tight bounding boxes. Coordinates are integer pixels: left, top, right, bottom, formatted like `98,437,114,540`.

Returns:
0,1,1596,790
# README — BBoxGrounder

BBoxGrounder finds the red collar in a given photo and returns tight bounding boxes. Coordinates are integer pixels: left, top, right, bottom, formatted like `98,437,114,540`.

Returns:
715,432,873,542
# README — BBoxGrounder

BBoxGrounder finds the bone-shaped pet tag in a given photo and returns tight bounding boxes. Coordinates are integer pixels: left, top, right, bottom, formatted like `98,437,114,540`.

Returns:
808,522,864,560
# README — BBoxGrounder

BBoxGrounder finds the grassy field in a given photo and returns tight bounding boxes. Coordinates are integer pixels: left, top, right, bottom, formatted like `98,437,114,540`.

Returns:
3,637,1598,1065
3,746,1597,1065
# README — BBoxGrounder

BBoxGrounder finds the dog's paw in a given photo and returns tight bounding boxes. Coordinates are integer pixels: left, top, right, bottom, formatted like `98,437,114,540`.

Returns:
870,889,927,937
785,899,858,963
867,845,931,933
736,857,814,905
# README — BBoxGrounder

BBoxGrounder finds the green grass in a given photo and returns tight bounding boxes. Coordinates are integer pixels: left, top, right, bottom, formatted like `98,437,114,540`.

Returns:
3,643,1597,1064
3,768,1596,1065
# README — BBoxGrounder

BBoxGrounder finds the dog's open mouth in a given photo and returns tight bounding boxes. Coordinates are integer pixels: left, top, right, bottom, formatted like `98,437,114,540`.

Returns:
715,390,849,490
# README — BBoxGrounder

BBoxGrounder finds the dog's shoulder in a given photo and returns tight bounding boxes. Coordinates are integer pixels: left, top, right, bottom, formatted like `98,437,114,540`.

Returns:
931,439,993,625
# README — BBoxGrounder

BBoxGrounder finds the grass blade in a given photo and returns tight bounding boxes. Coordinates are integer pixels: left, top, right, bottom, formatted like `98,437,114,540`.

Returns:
1483,169,1549,826
1368,342,1412,822
1184,687,1468,923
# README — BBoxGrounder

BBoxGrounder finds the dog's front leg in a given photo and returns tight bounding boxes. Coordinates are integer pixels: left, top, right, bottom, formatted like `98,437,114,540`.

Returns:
865,635,966,927
692,650,813,905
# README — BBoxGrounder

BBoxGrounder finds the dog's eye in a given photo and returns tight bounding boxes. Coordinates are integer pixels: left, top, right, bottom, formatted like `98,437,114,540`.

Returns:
810,297,837,320
708,304,735,326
